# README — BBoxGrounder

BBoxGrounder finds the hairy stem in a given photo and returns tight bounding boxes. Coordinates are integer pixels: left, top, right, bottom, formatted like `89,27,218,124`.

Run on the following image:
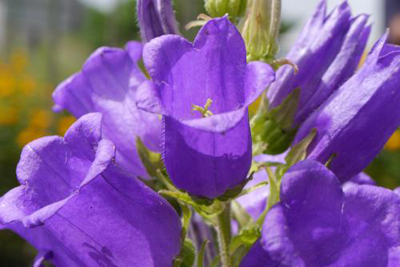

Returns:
216,202,232,267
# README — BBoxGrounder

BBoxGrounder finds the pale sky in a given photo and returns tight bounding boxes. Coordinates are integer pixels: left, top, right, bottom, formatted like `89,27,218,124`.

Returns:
77,0,124,13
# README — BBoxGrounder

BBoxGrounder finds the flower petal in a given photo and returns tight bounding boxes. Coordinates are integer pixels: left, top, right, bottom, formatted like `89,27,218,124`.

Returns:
53,44,162,178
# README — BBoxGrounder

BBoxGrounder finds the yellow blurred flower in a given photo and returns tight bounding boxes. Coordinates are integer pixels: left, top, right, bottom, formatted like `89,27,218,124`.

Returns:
29,109,52,129
20,75,37,96
10,49,28,73
385,130,400,151
0,106,18,125
0,73,16,98
57,116,76,135
16,127,47,147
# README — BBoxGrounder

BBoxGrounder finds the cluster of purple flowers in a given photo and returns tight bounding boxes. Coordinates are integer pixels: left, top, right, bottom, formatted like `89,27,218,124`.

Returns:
1,0,400,266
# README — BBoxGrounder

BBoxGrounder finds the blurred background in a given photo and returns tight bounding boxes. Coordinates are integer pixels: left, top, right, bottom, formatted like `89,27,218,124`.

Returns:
0,0,399,265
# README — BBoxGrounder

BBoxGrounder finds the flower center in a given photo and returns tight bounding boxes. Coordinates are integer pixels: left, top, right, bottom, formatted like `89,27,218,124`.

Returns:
192,98,213,117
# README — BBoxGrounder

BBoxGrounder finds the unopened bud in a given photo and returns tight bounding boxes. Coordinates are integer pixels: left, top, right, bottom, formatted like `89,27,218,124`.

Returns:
137,0,180,43
204,0,247,19
239,0,281,62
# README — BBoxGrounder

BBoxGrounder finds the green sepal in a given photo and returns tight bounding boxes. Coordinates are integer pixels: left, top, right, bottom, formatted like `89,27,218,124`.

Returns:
159,190,225,221
256,167,280,227
179,204,193,241
174,238,196,267
187,172,254,204
216,174,254,202
136,137,162,178
251,89,300,155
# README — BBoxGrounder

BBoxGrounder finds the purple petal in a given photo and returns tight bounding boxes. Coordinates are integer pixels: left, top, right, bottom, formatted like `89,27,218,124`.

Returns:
0,113,181,266
295,34,400,183
343,172,376,191
52,43,162,178
164,115,252,198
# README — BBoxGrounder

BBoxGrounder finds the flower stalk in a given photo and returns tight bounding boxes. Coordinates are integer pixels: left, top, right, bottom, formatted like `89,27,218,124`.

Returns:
216,202,232,267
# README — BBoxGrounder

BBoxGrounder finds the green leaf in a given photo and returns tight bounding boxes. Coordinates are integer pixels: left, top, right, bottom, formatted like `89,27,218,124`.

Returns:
231,245,249,267
210,255,220,267
269,88,300,129
197,240,209,267
230,227,260,254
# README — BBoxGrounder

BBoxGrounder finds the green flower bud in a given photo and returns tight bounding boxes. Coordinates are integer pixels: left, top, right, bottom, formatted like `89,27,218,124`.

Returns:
205,0,247,19
251,88,300,155
238,0,281,62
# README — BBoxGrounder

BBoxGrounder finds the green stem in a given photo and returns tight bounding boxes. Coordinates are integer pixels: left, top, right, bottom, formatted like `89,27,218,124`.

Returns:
216,202,232,267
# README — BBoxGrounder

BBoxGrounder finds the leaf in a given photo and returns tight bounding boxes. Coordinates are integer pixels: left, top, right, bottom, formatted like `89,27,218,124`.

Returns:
174,239,196,267
136,137,162,178
229,227,260,254
269,88,300,129
256,167,280,227
231,245,249,267
197,240,209,267
284,128,317,167
210,255,220,267
180,204,192,241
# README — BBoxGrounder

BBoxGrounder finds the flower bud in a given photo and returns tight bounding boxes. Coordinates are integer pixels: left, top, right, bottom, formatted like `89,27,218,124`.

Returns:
137,0,180,43
238,0,281,62
204,0,247,19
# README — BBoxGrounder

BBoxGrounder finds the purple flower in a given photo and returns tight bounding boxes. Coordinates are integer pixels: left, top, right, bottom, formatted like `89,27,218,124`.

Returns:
241,160,400,266
136,17,275,198
0,113,181,267
52,42,161,178
295,34,400,183
267,0,370,127
137,0,180,43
